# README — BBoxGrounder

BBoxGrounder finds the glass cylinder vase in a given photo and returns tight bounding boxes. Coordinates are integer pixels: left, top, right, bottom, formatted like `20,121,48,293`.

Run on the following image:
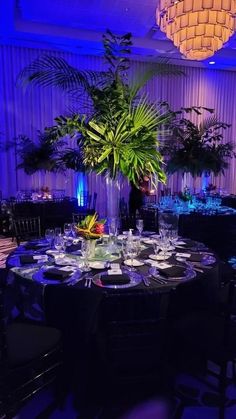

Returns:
106,176,121,219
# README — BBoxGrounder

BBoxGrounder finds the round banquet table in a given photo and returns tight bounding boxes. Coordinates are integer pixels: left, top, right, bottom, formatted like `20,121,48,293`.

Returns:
6,237,222,325
6,237,223,402
142,205,236,259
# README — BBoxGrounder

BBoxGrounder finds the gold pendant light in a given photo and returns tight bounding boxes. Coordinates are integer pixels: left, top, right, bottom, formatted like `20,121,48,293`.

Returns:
156,0,236,61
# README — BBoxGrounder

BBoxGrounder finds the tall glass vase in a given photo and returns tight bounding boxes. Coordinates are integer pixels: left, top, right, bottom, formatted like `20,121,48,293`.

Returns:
106,176,121,219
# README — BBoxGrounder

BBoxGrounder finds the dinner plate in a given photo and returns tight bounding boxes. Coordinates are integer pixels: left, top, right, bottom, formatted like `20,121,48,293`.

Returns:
89,261,106,269
149,265,196,282
46,250,60,256
54,256,80,267
124,259,144,267
142,238,156,245
149,253,172,261
32,266,79,285
175,254,216,266
92,270,142,289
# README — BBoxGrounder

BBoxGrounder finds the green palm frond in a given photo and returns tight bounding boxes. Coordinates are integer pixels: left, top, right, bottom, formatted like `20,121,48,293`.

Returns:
17,55,111,93
129,59,184,99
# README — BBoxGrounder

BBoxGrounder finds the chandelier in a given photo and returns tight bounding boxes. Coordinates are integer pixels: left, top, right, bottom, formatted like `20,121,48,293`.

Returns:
156,0,236,61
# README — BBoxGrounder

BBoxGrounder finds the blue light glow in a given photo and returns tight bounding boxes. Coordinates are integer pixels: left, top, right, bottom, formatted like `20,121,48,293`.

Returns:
209,61,216,65
76,172,87,206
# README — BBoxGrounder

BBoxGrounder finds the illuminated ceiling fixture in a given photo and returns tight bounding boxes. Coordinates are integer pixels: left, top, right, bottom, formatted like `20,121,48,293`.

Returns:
156,0,236,61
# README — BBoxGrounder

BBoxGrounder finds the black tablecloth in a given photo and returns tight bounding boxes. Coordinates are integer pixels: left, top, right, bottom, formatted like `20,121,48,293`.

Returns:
11,199,89,232
141,206,236,259
6,239,223,401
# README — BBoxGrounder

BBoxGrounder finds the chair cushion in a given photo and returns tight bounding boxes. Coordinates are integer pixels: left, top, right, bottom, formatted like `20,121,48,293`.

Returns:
6,323,61,367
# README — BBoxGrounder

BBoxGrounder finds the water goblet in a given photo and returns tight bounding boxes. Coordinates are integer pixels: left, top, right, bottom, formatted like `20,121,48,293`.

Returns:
136,219,144,237
80,240,91,272
45,229,55,248
55,227,62,237
159,237,171,261
71,223,78,238
109,217,118,237
54,235,65,256
153,240,160,259
64,223,72,237
125,242,137,271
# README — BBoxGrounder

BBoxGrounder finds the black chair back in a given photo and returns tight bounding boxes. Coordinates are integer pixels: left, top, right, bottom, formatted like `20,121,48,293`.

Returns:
97,290,170,381
13,217,41,245
140,207,158,231
0,269,8,364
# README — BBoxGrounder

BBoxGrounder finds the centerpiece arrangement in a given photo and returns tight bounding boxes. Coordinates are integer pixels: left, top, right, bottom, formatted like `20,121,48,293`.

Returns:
17,30,183,217
75,213,105,240
75,213,106,258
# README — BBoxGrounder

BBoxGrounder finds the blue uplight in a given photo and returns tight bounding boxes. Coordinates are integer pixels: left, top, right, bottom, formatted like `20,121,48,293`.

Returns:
76,172,87,206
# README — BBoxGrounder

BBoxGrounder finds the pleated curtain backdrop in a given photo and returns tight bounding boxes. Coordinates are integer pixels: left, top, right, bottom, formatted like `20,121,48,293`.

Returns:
1,44,236,214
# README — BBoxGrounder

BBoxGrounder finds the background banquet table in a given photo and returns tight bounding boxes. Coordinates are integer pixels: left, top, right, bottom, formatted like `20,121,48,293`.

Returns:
1,198,95,236
142,205,236,260
222,195,236,210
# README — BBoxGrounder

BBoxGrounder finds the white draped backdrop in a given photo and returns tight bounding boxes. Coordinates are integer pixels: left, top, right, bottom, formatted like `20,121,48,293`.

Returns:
1,44,236,215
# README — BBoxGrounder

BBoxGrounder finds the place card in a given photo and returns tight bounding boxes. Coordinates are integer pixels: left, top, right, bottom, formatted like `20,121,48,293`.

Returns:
33,255,48,261
108,269,122,275
176,252,191,258
59,266,76,272
156,262,172,269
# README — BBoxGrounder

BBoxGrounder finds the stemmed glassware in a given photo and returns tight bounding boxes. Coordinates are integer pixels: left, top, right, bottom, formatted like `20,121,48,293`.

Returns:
136,219,144,237
55,227,62,237
123,241,137,271
54,235,65,256
153,240,160,259
159,237,171,261
109,218,118,236
45,229,55,248
71,223,78,238
80,240,91,272
64,223,72,237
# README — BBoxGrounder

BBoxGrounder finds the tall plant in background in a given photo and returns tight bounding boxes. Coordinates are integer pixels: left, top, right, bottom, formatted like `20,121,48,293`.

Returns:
161,107,235,180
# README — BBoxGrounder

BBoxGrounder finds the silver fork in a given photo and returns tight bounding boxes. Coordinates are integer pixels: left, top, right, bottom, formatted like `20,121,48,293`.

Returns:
85,276,92,287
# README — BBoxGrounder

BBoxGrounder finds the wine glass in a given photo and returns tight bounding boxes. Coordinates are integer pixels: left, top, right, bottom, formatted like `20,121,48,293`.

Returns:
54,236,65,256
80,240,91,272
64,223,72,237
45,229,55,248
109,218,118,236
55,227,62,237
159,237,171,261
153,240,160,259
71,223,78,238
125,241,137,271
136,219,144,237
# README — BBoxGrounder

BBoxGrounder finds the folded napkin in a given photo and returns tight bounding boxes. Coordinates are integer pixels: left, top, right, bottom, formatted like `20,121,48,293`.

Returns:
158,265,186,278
24,243,47,250
67,243,81,253
189,253,203,262
43,268,73,280
101,274,130,285
20,255,37,265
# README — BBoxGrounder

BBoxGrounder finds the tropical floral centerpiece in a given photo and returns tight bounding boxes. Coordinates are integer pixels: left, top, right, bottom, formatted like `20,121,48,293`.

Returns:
76,213,106,239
